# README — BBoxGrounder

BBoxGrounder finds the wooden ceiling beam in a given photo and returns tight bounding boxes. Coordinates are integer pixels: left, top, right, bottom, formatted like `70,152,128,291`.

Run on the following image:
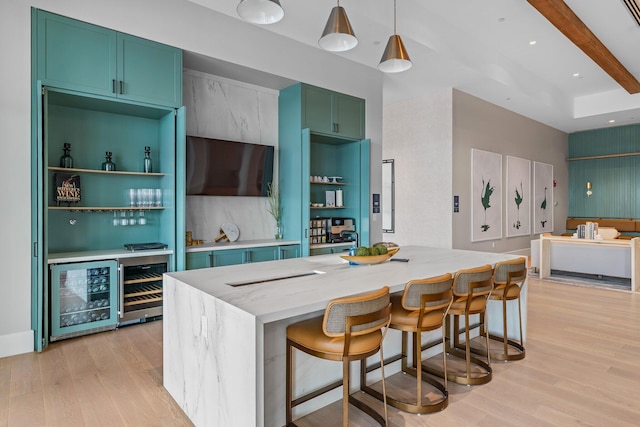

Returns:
527,0,640,94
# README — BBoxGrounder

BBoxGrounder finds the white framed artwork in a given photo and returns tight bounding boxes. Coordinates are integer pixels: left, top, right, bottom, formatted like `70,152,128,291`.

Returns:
506,156,531,237
471,149,502,242
533,161,553,235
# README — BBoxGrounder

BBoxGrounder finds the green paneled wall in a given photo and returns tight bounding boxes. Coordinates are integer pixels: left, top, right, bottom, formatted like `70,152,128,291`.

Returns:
568,124,640,219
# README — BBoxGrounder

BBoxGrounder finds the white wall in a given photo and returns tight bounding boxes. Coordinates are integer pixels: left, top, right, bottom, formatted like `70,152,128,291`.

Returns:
381,89,453,248
0,0,383,357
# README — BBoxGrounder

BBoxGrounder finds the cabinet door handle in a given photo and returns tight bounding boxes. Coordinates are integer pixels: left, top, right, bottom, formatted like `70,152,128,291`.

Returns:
119,80,124,95
112,79,117,94
333,123,339,133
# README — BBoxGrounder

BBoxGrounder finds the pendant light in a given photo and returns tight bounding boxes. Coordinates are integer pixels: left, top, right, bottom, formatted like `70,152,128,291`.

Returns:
378,0,412,73
237,0,284,25
319,0,358,52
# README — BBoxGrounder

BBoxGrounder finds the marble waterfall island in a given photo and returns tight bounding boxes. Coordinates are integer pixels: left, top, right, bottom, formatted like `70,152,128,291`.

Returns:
163,246,524,427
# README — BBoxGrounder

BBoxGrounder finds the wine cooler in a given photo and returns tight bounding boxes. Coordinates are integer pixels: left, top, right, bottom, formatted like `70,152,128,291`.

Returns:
119,255,168,324
50,260,118,341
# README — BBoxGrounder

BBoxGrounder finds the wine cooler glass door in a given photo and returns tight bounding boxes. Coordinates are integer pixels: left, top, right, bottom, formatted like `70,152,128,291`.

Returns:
50,260,118,339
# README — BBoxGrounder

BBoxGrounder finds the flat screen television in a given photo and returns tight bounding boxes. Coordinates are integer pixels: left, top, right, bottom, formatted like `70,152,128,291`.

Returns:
186,135,274,196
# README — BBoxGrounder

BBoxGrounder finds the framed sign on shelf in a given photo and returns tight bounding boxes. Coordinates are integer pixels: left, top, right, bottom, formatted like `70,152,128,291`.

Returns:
471,149,502,242
506,156,531,237
533,161,553,235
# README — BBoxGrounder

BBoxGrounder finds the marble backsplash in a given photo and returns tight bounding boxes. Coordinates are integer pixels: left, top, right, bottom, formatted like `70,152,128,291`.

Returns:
185,195,277,242
183,70,280,242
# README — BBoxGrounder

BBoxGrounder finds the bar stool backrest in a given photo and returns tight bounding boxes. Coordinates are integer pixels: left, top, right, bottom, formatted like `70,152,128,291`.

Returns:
452,264,494,298
401,273,453,312
323,286,391,338
493,257,527,287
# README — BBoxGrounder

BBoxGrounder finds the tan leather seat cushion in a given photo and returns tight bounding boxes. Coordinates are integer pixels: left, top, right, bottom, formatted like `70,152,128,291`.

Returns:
448,296,488,316
287,316,382,357
388,294,443,331
490,284,521,300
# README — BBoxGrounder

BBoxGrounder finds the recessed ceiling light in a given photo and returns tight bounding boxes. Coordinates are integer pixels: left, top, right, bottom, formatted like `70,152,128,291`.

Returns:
609,119,616,123
529,40,537,45
573,72,580,77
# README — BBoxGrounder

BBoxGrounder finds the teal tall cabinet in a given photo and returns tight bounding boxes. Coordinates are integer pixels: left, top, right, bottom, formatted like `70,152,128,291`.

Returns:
279,83,370,257
31,9,185,350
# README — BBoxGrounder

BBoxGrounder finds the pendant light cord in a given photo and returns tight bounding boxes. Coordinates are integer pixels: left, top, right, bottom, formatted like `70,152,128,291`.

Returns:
393,0,397,35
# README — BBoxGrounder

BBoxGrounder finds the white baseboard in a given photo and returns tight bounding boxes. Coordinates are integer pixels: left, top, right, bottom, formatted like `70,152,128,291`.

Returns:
0,330,34,359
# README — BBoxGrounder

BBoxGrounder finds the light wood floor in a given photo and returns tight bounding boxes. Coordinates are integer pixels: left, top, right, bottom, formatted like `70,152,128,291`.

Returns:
1,277,639,426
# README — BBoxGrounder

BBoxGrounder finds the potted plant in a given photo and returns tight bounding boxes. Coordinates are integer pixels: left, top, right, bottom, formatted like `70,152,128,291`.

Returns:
266,182,283,239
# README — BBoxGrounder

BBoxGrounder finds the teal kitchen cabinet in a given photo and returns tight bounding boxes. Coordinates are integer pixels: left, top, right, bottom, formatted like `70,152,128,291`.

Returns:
35,10,182,108
212,246,277,266
186,243,301,270
302,84,365,140
247,246,279,263
278,244,301,259
279,83,370,257
186,251,212,270
212,249,245,267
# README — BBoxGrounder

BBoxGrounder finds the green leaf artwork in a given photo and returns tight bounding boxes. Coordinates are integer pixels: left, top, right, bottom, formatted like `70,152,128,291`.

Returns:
481,178,495,232
513,181,523,229
540,186,548,227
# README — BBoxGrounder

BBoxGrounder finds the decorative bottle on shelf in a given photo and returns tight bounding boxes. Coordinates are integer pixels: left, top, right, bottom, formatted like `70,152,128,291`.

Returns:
60,142,73,168
102,151,116,171
143,146,152,173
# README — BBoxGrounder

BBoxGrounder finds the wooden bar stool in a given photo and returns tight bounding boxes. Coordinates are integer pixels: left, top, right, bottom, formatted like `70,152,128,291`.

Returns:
286,286,392,427
424,265,494,386
480,257,527,361
361,273,454,414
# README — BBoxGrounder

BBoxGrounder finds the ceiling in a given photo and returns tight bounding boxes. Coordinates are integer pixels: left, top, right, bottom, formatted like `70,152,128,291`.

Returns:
185,0,640,133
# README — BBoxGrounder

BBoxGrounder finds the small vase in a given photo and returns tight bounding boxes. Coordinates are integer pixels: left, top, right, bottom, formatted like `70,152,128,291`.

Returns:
275,224,283,240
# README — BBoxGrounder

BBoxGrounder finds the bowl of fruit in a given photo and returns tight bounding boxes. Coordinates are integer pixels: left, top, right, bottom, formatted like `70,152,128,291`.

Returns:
340,244,400,265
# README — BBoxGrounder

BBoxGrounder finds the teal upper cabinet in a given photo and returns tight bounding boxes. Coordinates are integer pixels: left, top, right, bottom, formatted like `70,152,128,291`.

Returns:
117,34,182,107
36,10,181,108
302,84,365,140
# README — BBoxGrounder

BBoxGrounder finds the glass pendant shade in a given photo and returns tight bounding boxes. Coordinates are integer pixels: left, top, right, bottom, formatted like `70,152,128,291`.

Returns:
319,6,358,52
378,34,412,73
237,0,284,25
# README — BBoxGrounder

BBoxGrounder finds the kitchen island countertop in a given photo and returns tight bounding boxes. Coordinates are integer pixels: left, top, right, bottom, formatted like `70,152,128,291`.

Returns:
163,246,525,426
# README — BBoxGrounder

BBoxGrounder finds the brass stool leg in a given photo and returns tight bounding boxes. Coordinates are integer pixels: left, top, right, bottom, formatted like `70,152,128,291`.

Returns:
503,297,509,357
465,312,472,382
286,339,293,426
343,359,349,427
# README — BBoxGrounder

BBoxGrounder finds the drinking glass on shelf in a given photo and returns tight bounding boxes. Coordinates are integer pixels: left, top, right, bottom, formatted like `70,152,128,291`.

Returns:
138,211,146,225
112,212,119,226
136,188,143,207
154,189,162,207
142,189,151,208
128,189,137,207
120,211,128,226
129,211,136,226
